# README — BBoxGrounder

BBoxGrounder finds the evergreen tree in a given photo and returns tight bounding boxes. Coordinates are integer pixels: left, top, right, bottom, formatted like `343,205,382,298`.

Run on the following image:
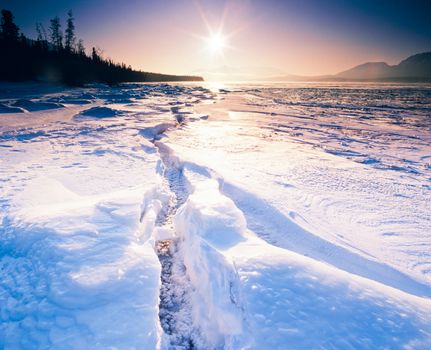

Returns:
77,39,85,55
49,16,63,49
35,22,48,50
1,8,203,85
92,47,100,61
19,33,26,44
65,10,75,52
36,23,44,41
1,9,19,41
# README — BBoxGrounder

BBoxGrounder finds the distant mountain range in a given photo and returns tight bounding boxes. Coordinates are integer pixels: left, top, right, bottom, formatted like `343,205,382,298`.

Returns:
195,52,431,82
270,52,431,82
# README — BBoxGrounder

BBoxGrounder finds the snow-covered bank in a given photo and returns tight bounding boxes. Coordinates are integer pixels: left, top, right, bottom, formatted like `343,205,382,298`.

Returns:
1,82,431,349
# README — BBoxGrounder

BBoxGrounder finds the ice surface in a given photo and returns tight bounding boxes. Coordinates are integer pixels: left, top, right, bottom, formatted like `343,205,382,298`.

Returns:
1,81,431,349
0,83,214,349
168,83,431,288
174,162,431,349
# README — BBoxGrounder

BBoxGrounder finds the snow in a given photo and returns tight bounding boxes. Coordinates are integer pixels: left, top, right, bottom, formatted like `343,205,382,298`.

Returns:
167,84,431,289
0,82,212,349
1,81,431,349
174,163,431,349
76,106,123,119
174,174,246,349
11,99,65,112
1,172,163,348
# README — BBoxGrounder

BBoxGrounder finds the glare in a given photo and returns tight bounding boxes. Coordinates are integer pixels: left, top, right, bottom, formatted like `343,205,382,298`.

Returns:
208,33,226,53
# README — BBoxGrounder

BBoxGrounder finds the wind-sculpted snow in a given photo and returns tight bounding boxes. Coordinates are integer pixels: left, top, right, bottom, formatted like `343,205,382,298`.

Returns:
0,119,163,348
0,82,215,349
174,161,431,349
168,83,431,288
1,81,431,349
1,180,162,349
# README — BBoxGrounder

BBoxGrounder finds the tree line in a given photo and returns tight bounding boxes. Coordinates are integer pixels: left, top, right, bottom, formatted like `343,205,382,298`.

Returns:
0,9,203,85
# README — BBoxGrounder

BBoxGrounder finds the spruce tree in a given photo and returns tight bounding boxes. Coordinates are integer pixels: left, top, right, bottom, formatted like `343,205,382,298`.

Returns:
77,39,85,55
49,16,63,50
1,9,19,41
65,10,75,52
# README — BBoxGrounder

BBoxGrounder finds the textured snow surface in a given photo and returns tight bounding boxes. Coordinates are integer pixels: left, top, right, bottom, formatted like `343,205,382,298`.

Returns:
175,163,431,349
1,82,431,349
0,83,214,349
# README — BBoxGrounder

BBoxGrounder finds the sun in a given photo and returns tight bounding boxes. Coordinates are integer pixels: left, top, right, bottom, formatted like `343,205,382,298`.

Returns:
208,33,226,53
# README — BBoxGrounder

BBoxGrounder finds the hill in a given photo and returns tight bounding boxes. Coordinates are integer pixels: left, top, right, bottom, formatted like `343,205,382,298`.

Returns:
266,52,431,82
335,52,431,81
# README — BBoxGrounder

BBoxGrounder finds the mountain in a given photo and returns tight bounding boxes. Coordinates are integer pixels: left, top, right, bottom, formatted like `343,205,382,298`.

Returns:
335,52,431,80
395,52,431,79
265,52,431,82
335,62,393,80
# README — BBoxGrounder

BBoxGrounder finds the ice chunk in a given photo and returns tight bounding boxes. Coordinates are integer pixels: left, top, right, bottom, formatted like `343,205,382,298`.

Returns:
75,106,123,119
12,99,64,112
0,103,24,113
140,122,176,140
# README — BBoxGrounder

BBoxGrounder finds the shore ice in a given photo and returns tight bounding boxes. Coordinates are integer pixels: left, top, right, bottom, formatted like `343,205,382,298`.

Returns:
1,82,431,349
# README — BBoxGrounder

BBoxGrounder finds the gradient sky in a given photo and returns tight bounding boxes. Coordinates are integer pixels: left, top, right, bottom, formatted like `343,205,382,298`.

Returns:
2,0,431,77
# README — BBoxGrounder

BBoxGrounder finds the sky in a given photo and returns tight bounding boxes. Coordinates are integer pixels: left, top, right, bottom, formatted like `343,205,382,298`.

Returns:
2,0,431,78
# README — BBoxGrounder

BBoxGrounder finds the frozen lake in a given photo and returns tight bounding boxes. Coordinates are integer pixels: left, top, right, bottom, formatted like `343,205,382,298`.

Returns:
1,82,431,349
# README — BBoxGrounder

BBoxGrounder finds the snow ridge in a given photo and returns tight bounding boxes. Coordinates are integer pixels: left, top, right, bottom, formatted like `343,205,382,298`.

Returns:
144,117,248,349
174,172,248,349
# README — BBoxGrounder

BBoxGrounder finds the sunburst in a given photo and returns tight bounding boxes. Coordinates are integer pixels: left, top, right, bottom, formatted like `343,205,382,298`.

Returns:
207,32,226,53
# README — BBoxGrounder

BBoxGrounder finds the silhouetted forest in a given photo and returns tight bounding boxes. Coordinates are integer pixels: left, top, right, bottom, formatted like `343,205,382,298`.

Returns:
0,9,203,85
